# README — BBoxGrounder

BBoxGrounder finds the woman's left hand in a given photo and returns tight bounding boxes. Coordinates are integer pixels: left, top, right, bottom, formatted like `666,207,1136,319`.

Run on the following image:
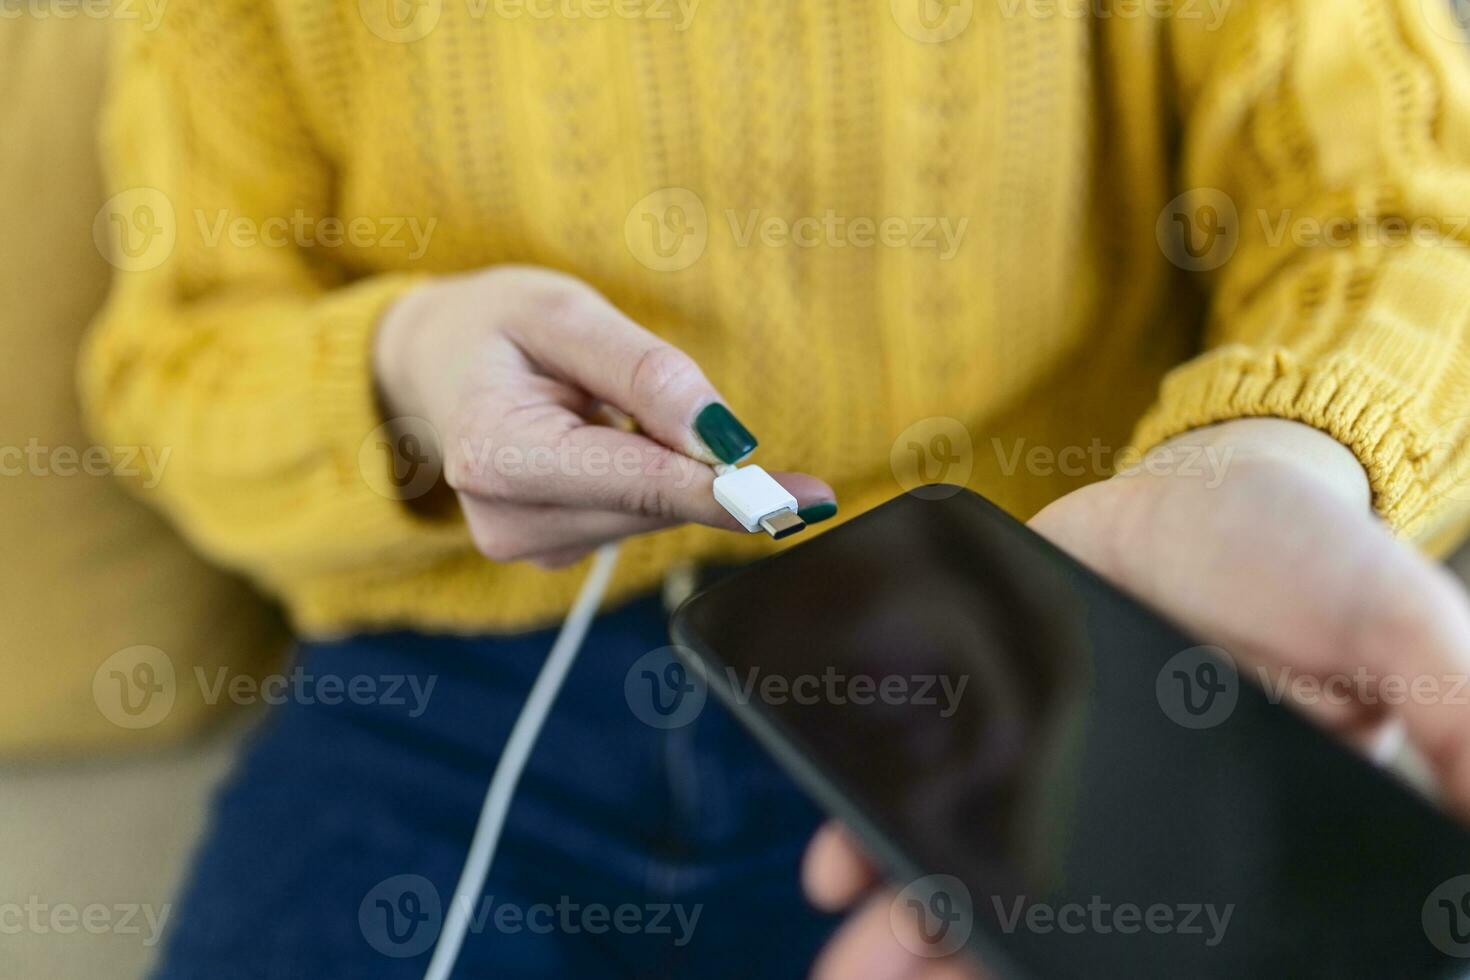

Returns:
801,418,1470,979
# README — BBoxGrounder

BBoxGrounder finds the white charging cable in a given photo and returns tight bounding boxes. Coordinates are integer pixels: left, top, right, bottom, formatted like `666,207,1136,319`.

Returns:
423,456,803,978
423,542,622,980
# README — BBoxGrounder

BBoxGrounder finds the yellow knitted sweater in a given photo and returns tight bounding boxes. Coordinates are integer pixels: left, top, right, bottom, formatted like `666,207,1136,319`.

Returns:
85,0,1470,634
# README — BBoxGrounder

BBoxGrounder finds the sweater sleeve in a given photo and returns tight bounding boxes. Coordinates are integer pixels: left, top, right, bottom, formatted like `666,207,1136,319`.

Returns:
81,2,468,587
1131,0,1470,542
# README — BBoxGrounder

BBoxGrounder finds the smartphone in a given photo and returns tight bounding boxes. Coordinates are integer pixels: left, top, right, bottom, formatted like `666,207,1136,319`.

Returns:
668,488,1470,979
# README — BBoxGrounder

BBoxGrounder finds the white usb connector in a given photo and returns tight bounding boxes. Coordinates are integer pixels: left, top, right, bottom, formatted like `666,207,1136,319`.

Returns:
712,464,806,539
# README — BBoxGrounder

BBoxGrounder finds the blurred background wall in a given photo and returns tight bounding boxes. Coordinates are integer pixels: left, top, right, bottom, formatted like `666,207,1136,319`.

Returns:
1,13,286,978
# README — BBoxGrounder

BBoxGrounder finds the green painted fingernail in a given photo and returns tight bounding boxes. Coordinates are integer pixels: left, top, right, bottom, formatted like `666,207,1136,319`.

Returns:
694,403,758,464
797,501,838,525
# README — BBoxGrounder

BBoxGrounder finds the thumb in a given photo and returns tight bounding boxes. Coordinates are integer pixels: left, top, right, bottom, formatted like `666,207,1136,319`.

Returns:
502,281,757,465
803,822,879,912
1350,552,1470,822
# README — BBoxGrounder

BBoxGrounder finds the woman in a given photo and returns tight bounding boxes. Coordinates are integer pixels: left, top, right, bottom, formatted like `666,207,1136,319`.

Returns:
86,1,1470,976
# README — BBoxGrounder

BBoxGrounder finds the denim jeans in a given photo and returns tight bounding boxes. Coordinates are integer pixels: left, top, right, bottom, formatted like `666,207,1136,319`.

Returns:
154,593,838,979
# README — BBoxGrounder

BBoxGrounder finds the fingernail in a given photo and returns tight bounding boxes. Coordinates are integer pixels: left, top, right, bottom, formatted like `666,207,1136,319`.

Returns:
694,403,758,464
797,501,838,524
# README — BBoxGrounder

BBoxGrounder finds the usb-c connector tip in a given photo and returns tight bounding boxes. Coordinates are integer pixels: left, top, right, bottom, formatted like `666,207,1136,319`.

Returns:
759,510,806,540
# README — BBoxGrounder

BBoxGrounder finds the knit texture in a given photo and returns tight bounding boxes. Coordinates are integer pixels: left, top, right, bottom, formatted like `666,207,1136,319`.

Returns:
85,0,1470,634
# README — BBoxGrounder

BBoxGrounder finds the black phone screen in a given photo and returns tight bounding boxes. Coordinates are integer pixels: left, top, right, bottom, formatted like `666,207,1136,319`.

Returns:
669,489,1470,979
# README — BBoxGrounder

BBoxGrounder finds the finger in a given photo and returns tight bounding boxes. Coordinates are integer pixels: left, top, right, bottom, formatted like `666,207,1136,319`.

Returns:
813,893,982,980
517,426,831,528
1348,552,1470,820
460,498,678,563
529,548,594,570
813,894,924,980
452,400,834,528
803,822,879,911
501,282,754,464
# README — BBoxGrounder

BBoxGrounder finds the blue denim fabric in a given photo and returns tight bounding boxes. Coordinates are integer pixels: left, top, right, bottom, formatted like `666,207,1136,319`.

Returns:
153,593,839,979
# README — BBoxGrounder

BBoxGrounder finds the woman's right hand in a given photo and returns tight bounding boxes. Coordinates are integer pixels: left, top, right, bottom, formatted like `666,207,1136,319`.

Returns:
373,266,835,567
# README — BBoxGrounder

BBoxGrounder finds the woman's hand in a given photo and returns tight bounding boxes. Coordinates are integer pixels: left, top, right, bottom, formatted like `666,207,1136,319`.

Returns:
374,266,834,567
801,418,1470,979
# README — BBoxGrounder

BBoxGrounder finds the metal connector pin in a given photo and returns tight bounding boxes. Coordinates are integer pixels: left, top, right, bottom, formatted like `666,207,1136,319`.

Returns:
759,510,806,540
